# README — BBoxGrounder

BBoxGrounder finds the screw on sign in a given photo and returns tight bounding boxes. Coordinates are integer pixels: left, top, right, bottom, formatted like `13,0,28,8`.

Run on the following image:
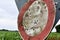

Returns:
15,0,56,40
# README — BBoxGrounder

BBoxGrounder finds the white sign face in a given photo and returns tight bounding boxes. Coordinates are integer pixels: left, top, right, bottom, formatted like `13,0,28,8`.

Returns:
23,0,48,36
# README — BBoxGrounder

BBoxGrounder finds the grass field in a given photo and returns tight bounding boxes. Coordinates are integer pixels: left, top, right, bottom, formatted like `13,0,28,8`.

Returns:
0,31,22,40
0,31,60,40
46,32,60,40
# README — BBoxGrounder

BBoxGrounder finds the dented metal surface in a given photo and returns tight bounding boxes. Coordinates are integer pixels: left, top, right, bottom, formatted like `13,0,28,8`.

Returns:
15,0,60,26
15,0,59,40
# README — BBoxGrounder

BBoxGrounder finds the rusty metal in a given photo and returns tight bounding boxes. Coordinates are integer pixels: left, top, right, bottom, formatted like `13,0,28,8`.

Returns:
15,0,57,40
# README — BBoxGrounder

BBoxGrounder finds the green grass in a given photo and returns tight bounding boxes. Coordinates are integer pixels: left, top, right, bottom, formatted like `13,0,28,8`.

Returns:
46,32,60,40
0,31,60,40
0,31,22,40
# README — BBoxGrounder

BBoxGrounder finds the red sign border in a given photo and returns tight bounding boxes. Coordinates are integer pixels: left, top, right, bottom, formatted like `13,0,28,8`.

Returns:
18,0,56,40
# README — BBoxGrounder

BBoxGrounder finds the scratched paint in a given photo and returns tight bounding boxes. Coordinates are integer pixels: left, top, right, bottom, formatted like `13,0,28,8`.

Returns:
23,0,48,36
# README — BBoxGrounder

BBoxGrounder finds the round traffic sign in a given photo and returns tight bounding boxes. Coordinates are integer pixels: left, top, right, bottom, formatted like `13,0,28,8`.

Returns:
18,0,56,40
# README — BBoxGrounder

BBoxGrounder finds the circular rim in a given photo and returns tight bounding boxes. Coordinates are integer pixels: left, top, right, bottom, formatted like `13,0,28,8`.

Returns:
18,0,56,40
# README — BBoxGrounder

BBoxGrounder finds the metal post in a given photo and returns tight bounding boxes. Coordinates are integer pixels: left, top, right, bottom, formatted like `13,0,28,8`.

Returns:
15,0,28,11
53,0,60,26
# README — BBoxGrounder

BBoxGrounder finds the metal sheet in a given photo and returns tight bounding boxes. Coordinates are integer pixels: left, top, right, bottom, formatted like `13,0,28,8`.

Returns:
17,0,56,40
15,0,28,11
53,0,60,26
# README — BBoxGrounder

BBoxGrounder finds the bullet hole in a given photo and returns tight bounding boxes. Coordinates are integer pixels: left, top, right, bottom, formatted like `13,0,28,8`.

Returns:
34,20,38,25
21,24,23,26
30,13,31,15
26,29,28,30
42,2,45,5
37,20,38,22
38,2,40,4
34,20,37,24
33,29,34,30
25,25,26,27
40,10,43,13
44,6,46,9
37,6,40,9
25,13,28,17
29,9,30,11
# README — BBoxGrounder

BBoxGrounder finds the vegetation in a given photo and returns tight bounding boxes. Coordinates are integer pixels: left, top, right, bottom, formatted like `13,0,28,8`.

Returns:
0,25,60,40
0,31,60,40
0,29,8,31
46,32,60,40
46,25,60,40
0,31,22,40
55,25,60,33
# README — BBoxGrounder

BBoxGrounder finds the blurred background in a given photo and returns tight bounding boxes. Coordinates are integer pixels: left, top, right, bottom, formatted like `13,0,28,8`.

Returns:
0,0,60,40
0,0,18,31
